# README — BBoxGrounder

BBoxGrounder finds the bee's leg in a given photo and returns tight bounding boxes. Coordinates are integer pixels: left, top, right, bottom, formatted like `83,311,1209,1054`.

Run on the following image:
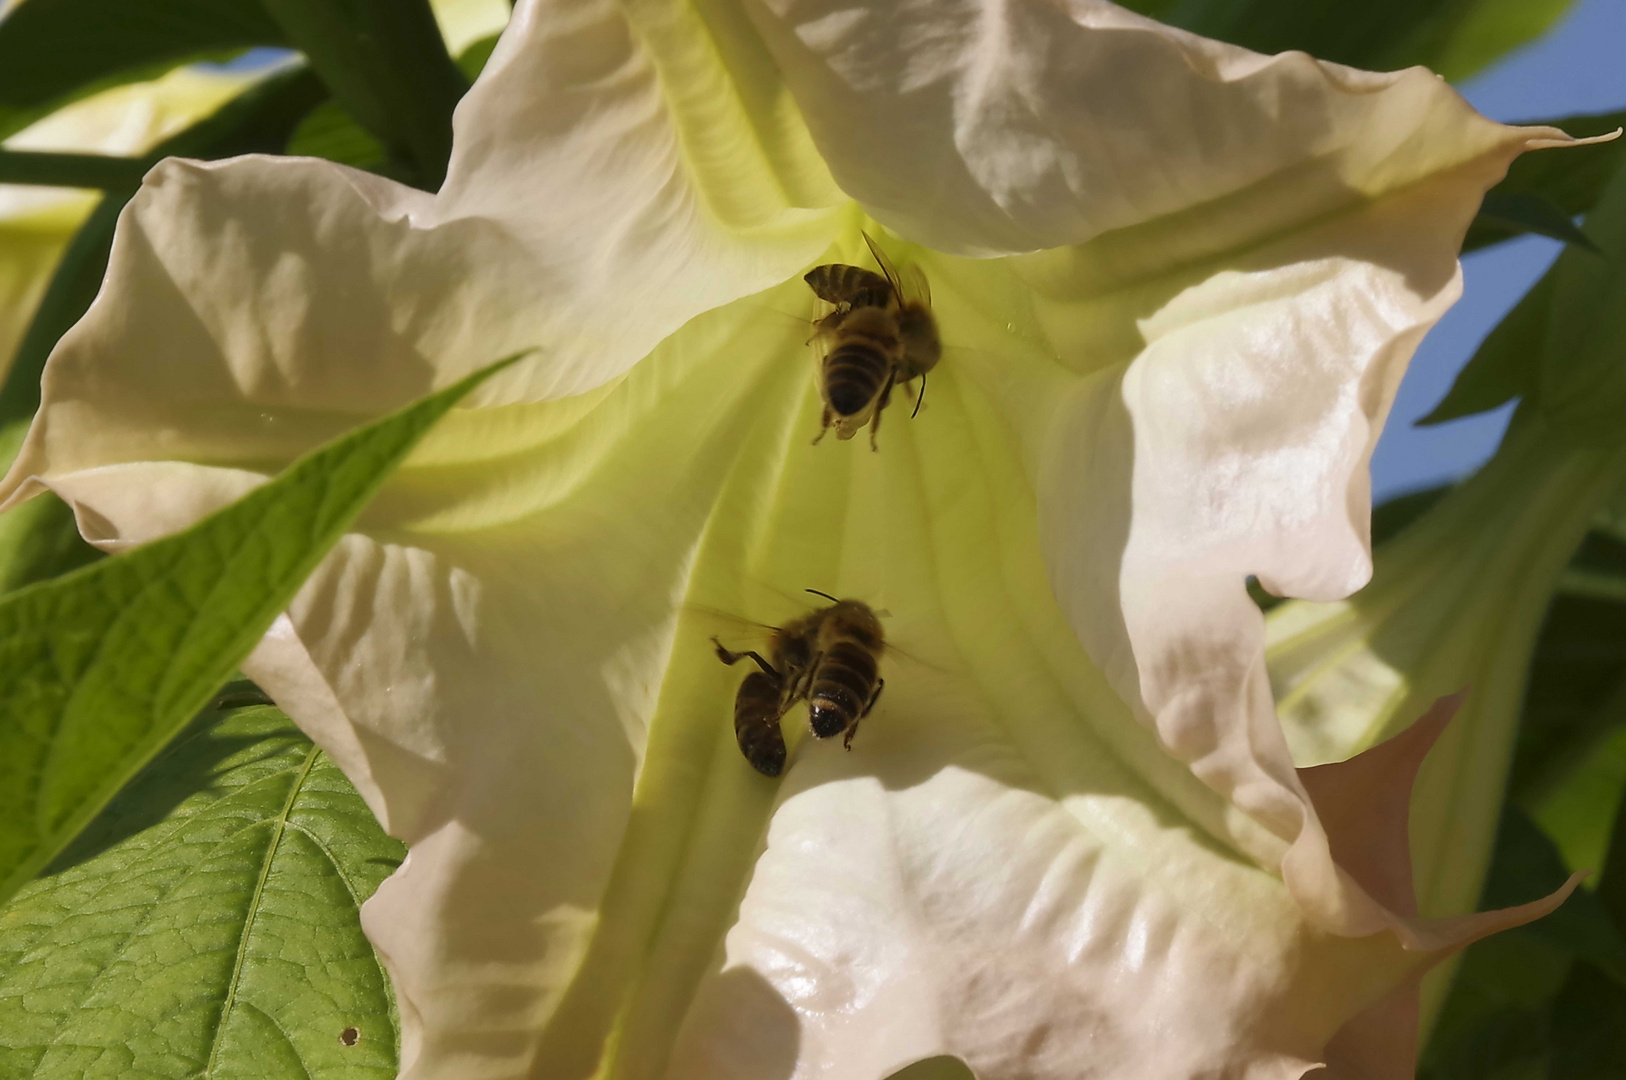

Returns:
845,678,884,750
861,678,884,718
869,372,897,452
909,370,926,419
791,652,822,701
812,405,833,445
712,637,779,678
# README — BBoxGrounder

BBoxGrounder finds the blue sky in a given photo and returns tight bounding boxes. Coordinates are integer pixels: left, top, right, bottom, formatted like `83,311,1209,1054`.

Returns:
1369,0,1626,501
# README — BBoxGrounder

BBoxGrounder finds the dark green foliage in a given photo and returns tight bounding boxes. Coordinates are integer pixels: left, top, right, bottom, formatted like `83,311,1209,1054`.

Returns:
257,0,466,187
1422,808,1626,1078
1420,274,1553,426
1549,964,1626,1079
1475,191,1601,254
1509,590,1626,805
0,0,288,139
1425,153,1626,438
0,699,403,1079
1465,111,1626,254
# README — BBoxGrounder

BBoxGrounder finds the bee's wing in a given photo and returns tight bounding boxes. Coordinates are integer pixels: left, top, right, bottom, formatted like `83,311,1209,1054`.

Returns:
898,261,932,310
684,605,782,660
807,263,878,306
861,231,903,297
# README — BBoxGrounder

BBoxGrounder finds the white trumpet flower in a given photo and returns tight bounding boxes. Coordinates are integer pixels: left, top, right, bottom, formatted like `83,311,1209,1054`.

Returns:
0,0,1602,1076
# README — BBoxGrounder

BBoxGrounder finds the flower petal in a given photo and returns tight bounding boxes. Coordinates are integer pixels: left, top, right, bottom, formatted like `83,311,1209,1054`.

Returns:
6,243,1535,1080
1263,423,1626,1035
744,0,1581,255
1005,105,1594,947
1,0,845,486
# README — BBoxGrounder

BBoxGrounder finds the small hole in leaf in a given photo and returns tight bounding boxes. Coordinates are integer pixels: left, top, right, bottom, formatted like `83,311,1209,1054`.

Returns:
339,1027,360,1047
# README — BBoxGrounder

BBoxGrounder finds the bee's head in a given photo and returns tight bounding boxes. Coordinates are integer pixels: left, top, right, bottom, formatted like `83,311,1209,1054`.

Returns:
897,306,941,372
828,599,884,644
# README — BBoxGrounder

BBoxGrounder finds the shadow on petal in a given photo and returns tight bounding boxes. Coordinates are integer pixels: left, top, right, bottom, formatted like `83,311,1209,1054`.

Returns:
885,1055,978,1080
663,965,801,1080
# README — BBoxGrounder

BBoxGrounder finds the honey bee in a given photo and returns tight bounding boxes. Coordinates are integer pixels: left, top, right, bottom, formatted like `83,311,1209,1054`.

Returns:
804,232,941,449
712,590,887,776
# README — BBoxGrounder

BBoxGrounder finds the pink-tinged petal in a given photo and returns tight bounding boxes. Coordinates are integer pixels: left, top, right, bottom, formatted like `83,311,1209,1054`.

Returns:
1023,117,1596,950
1305,697,1581,1078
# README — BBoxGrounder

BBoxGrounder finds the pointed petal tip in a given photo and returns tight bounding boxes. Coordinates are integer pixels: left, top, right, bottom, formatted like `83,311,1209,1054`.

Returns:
1519,125,1623,151
1296,692,1468,920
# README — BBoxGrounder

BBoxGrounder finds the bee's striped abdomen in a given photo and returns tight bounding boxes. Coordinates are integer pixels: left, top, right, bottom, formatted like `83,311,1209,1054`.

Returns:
733,669,788,776
808,640,881,740
805,263,893,309
823,342,890,417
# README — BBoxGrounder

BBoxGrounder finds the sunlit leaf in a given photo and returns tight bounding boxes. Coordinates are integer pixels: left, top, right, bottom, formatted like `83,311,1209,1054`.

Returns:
258,0,467,187
284,101,391,176
0,356,514,905
0,698,402,1078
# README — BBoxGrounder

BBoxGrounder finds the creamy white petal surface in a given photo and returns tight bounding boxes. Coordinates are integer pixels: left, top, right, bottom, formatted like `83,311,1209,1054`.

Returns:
0,0,1594,1077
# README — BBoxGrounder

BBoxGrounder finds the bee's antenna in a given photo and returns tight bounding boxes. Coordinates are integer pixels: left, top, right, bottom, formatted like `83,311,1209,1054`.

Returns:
911,371,927,419
805,588,842,604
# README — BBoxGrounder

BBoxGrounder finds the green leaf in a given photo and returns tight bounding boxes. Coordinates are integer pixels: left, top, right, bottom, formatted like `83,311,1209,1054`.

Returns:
0,195,123,430
1423,806,1626,1073
0,489,102,597
1538,159,1626,444
0,423,101,596
1508,553,1626,805
1530,722,1626,881
1475,190,1600,254
1419,271,1552,426
285,101,392,177
1549,963,1626,1079
1597,769,1626,930
0,698,403,1078
258,0,468,188
1478,807,1626,983
129,64,327,163
0,150,152,190
1427,153,1626,440
0,0,288,141
1372,484,1454,545
276,32,501,183
0,66,327,430
0,355,517,906
456,31,502,81
1115,0,1578,81
1464,111,1626,254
